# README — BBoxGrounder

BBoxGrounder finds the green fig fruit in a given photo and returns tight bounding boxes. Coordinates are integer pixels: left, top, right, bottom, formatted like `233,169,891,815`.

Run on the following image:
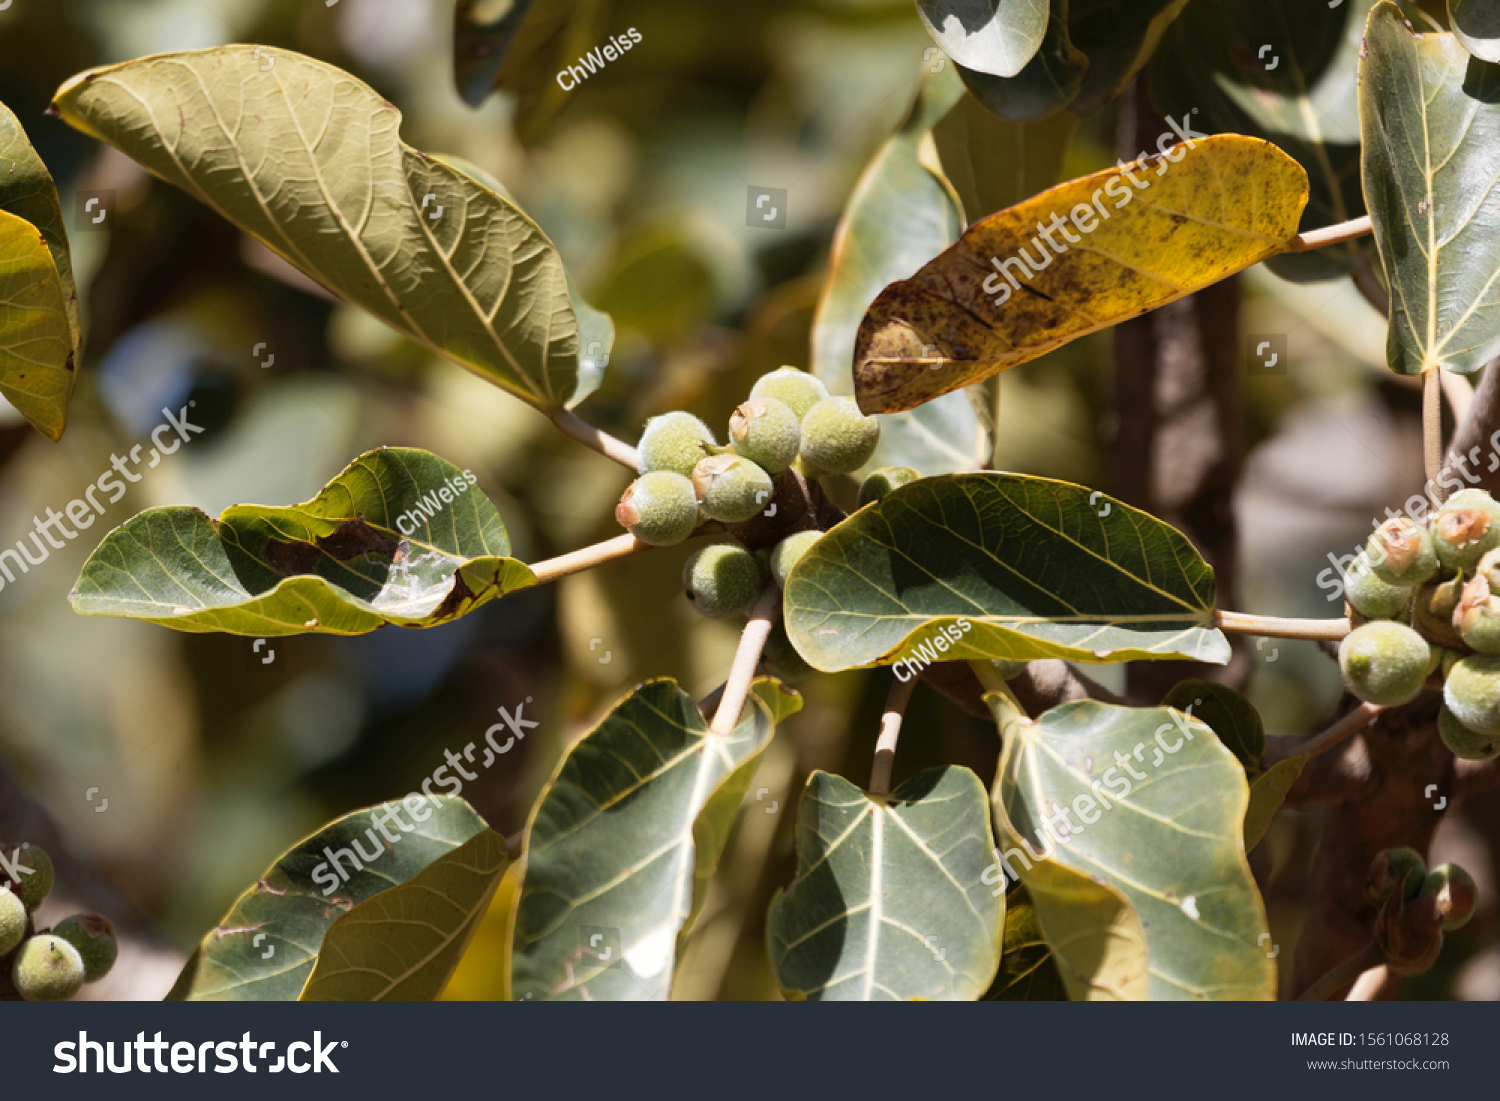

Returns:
749,367,829,420
1345,554,1412,621
1338,621,1433,706
1439,704,1500,760
1,843,53,913
1431,490,1500,575
691,454,774,524
769,530,822,589
683,544,765,618
50,914,118,983
615,472,700,546
1421,864,1477,931
729,397,800,475
0,887,25,957
637,411,717,477
12,934,85,1001
1366,847,1427,905
799,397,881,475
1365,517,1439,586
857,466,920,508
1445,654,1500,736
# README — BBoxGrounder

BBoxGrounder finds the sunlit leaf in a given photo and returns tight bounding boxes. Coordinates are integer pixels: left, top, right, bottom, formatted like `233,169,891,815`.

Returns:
811,68,988,477
70,447,534,636
993,700,1276,999
52,46,595,408
168,797,489,1000
767,767,1002,1000
954,3,1087,121
852,135,1308,413
1451,0,1500,63
782,472,1229,673
1361,2,1500,375
915,0,1048,78
0,211,74,441
511,679,800,1001
1151,0,1370,281
0,98,79,351
301,829,508,1001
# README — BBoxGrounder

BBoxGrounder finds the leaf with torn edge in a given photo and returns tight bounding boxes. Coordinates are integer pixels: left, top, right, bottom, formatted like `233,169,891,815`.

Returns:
852,134,1308,413
168,797,489,1000
301,829,508,1000
70,447,534,635
510,679,800,1001
767,767,1003,1001
1361,2,1500,375
992,700,1276,999
52,46,595,408
782,472,1229,673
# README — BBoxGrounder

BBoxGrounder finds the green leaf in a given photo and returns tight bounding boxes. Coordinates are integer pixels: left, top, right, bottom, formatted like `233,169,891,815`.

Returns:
1244,756,1305,851
70,447,534,636
811,68,988,477
1451,0,1500,63
52,46,594,408
168,797,489,1000
982,886,1067,1000
852,135,1308,413
1162,679,1264,777
0,98,79,352
1067,0,1189,117
954,3,1088,121
0,211,75,442
1361,2,1500,374
932,90,1077,224
300,829,508,1000
1150,0,1370,282
511,678,800,1000
782,472,1229,673
993,700,1276,999
767,767,1003,1001
916,0,1049,78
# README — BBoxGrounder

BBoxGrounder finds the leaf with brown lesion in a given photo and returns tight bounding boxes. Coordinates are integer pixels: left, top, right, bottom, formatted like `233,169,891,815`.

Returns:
852,134,1308,414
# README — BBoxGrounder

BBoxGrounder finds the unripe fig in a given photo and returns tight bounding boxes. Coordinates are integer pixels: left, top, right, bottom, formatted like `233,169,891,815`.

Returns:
1414,573,1467,650
683,544,765,619
1431,490,1500,574
1345,554,1411,621
691,454,774,524
1439,704,1500,760
1476,547,1500,590
12,935,85,1001
637,411,716,477
799,397,881,474
1366,847,1426,905
0,842,53,912
759,621,812,683
1338,621,1433,707
857,466,920,508
1445,654,1500,735
1365,517,1438,586
769,530,822,589
1458,575,1500,654
51,914,118,983
729,397,800,474
0,887,24,957
615,472,699,546
749,367,829,420
1421,864,1477,931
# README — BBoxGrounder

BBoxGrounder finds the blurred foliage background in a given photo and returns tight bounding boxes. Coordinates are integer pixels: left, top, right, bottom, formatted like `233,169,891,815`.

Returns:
0,0,1493,1000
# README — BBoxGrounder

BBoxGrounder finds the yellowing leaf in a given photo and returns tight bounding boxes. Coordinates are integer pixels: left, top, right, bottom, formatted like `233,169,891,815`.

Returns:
852,135,1308,413
0,210,74,442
